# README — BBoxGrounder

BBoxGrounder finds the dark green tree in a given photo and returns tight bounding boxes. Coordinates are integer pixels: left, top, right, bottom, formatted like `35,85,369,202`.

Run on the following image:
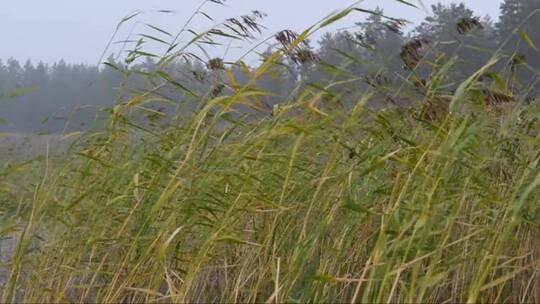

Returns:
413,3,498,83
496,0,540,93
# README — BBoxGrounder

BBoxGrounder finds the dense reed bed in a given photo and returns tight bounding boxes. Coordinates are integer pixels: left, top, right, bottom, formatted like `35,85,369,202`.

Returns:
0,1,539,302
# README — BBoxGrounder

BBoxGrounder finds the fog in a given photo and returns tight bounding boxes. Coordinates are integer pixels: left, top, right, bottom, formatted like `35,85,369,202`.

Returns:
0,0,502,64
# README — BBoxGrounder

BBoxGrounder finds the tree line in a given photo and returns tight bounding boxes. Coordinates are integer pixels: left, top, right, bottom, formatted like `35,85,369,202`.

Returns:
0,0,539,133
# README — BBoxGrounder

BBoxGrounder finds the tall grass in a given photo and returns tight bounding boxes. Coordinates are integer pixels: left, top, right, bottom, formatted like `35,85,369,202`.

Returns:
0,1,539,303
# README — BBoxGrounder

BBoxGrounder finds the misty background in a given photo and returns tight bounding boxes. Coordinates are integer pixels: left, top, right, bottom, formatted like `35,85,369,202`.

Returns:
1,0,538,134
1,0,503,64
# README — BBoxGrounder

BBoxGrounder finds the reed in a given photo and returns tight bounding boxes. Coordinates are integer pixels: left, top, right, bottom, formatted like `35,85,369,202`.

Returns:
0,1,538,303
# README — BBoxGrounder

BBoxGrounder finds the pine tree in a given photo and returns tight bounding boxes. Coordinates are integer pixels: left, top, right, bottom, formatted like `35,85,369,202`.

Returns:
413,3,498,83
496,0,540,93
496,0,540,54
496,0,525,39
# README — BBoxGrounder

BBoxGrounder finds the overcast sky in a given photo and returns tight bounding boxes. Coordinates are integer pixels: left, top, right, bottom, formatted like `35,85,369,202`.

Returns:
0,0,503,65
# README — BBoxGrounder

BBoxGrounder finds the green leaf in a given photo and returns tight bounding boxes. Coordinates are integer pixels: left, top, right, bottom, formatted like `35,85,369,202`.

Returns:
450,55,500,113
342,202,371,214
139,34,169,45
518,28,537,50
480,268,527,291
145,24,173,37
485,71,509,93
332,48,364,65
66,192,90,210
313,274,338,284
0,86,39,99
394,0,418,8
215,236,262,247
156,71,197,97
208,29,242,40
103,62,122,72
199,11,214,21
116,12,141,30
320,9,353,28
131,50,159,58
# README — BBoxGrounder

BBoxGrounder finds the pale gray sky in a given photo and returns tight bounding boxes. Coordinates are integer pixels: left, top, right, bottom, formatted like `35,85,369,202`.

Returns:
0,0,503,65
